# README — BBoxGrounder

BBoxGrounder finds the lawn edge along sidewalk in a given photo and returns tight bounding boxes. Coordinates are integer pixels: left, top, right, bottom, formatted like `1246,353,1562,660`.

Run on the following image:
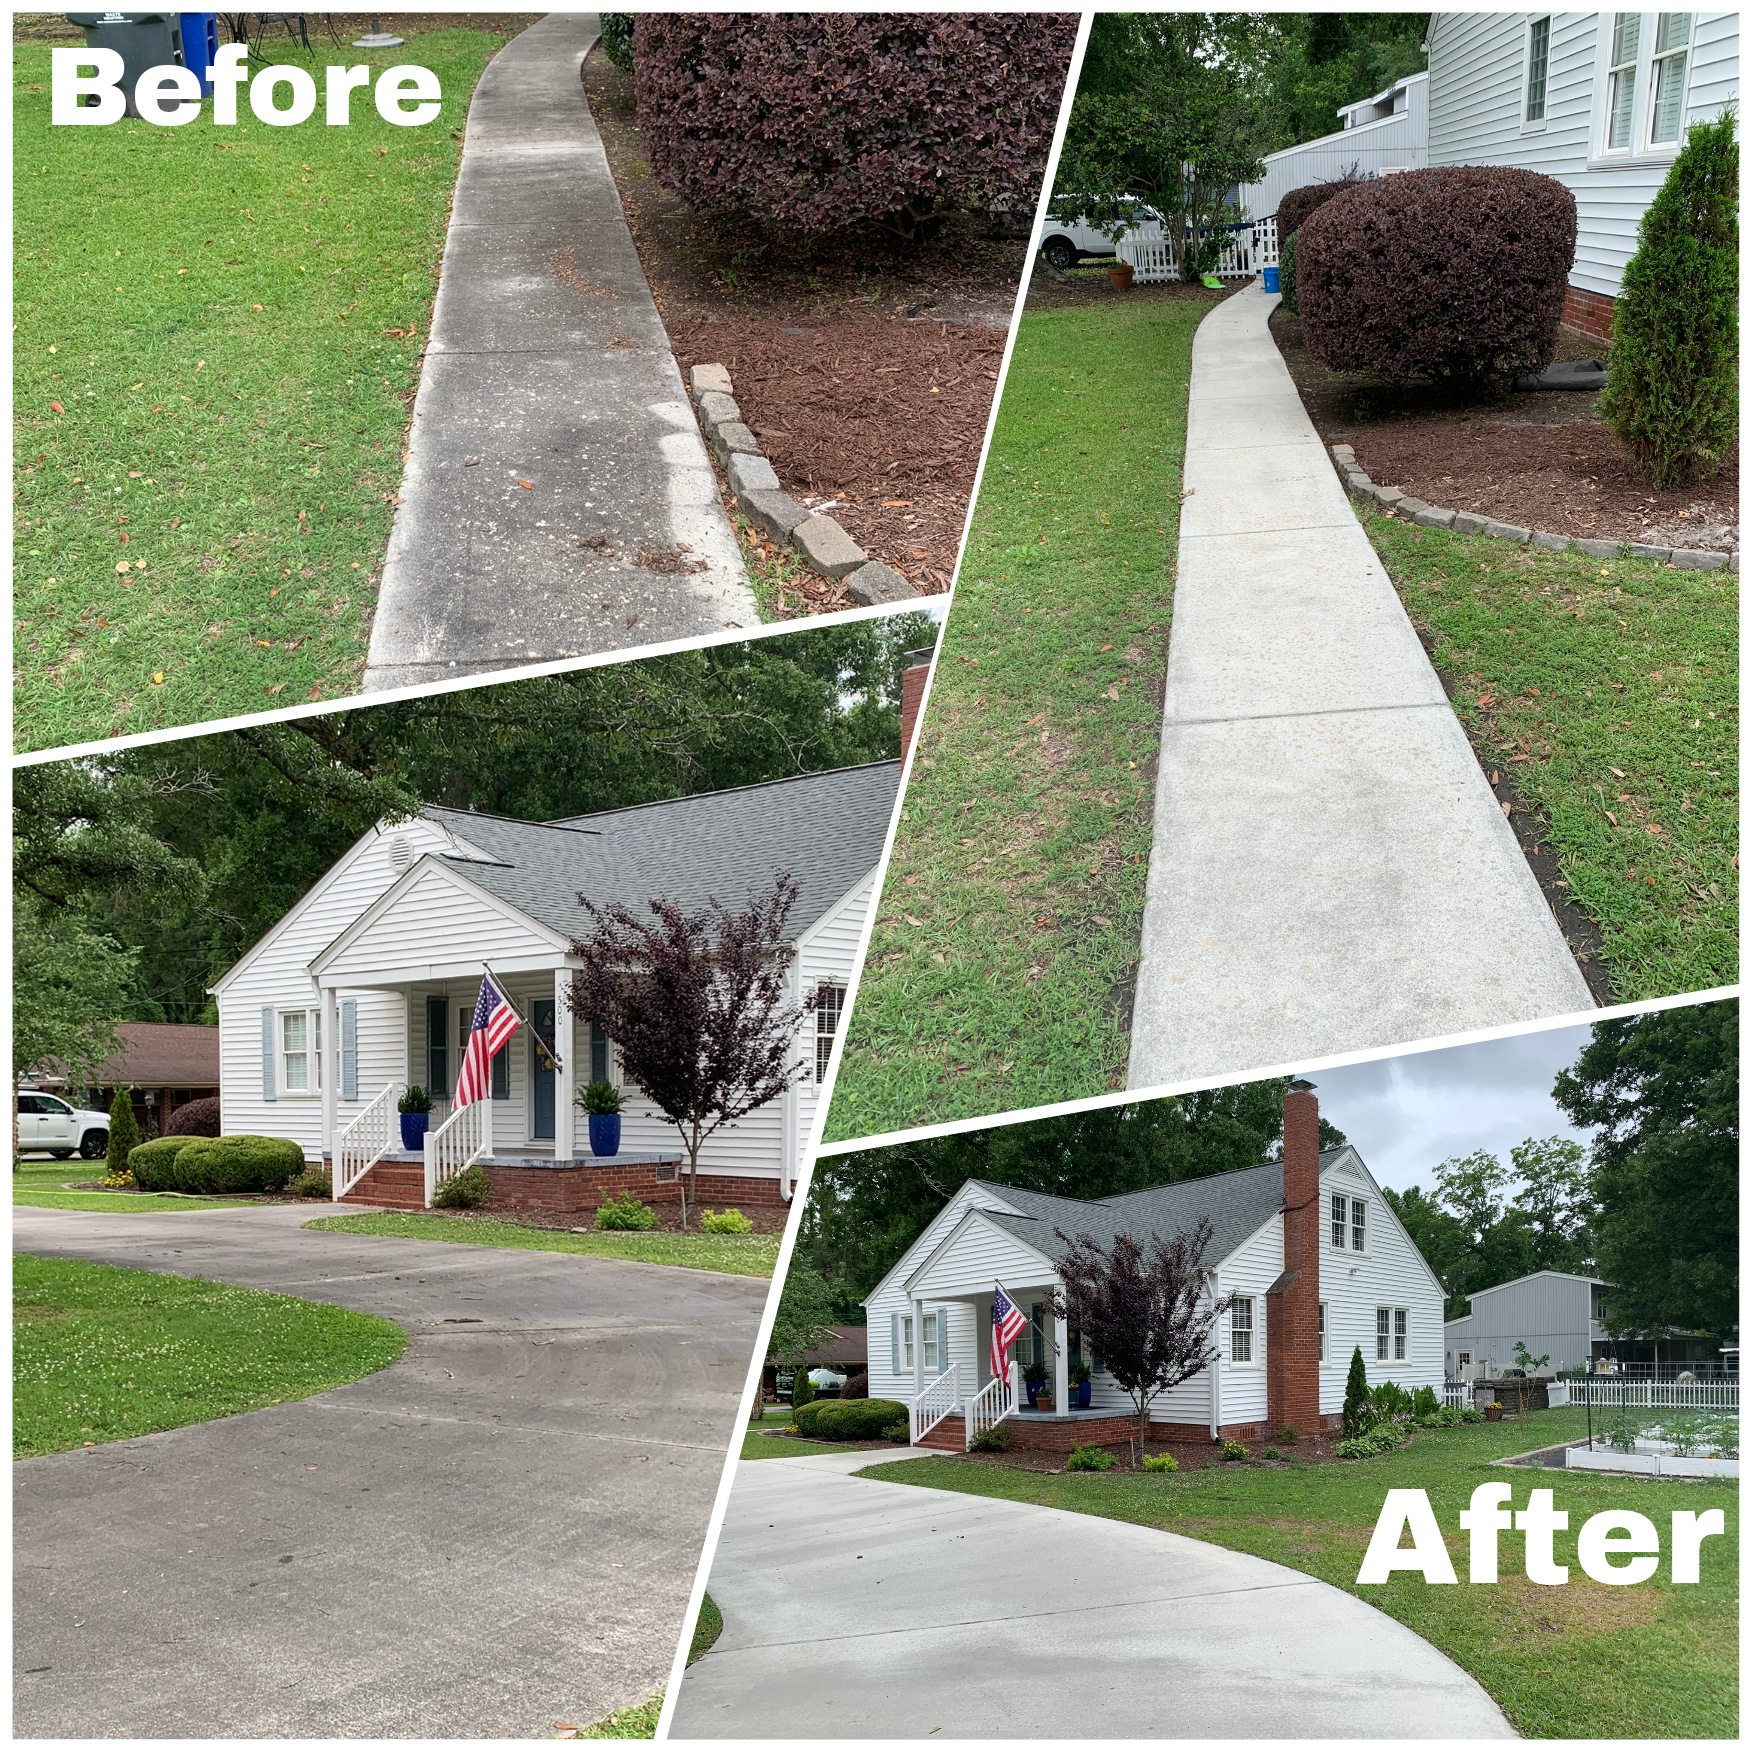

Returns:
364,14,757,690
1129,282,1593,1089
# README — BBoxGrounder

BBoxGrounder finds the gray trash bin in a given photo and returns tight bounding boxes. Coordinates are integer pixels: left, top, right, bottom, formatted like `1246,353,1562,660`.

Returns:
66,13,186,119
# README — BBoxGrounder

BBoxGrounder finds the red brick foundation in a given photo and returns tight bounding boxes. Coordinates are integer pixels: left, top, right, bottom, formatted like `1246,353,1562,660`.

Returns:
1560,283,1616,346
481,1160,787,1216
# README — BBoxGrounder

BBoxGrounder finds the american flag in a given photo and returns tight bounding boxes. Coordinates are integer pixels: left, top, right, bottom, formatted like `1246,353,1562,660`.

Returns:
991,1283,1027,1379
454,975,520,1107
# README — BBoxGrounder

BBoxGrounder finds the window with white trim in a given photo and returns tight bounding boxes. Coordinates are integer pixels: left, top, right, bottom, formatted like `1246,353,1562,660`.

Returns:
1605,13,1642,150
1231,1296,1255,1365
280,1008,321,1094
1376,1306,1392,1362
1525,16,1552,122
1394,1307,1408,1362
922,1311,940,1373
1330,1193,1347,1249
815,983,846,1082
1648,13,1692,145
901,1315,915,1372
1350,1197,1367,1252
1319,1301,1328,1363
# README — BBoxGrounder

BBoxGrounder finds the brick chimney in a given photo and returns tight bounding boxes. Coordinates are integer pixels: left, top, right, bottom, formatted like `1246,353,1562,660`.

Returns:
1266,1079,1323,1438
899,647,932,755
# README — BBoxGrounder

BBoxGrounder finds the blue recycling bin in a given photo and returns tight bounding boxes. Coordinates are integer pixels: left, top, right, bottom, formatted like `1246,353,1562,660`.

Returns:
177,11,218,92
1261,265,1281,295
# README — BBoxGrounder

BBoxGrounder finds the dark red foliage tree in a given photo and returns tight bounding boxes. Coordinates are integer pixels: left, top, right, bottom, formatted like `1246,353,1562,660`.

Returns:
632,13,1080,238
1046,1218,1231,1455
566,874,822,1226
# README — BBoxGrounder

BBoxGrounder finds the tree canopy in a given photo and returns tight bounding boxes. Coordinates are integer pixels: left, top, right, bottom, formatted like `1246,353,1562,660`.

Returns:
13,618,933,1045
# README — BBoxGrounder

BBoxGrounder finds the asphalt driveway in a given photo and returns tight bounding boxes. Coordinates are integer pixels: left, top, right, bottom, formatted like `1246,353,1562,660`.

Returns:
669,1448,1517,1739
14,1203,764,1738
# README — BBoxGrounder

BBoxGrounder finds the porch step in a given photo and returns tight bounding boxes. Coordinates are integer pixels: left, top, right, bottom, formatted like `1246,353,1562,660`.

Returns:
917,1416,965,1452
339,1161,426,1210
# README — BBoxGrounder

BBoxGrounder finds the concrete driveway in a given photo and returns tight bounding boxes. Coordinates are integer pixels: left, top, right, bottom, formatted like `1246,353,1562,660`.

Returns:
669,1449,1517,1739
14,1204,764,1738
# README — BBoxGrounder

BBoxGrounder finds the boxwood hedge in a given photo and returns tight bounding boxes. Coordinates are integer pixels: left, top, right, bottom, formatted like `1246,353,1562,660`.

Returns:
128,1135,305,1195
794,1397,910,1441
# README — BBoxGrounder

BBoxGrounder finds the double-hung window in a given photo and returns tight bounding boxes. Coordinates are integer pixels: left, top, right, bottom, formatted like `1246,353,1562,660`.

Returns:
815,983,846,1082
1649,14,1692,145
457,1004,512,1100
1332,1194,1367,1250
1525,16,1552,122
1394,1307,1408,1362
1231,1296,1255,1365
1318,1302,1328,1364
1377,1306,1408,1362
922,1311,940,1373
1330,1193,1348,1249
281,1009,320,1094
1605,13,1642,150
1350,1197,1367,1252
901,1315,915,1372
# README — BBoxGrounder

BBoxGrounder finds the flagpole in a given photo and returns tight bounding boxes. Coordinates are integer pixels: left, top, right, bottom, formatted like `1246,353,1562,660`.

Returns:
478,964,559,1071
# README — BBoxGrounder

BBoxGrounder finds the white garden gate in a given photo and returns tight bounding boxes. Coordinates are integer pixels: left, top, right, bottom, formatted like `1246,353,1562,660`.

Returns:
1116,216,1279,284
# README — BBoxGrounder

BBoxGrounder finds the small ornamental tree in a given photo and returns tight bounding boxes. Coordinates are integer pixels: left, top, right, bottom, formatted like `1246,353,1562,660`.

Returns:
567,874,822,1227
1342,1344,1373,1437
105,1089,140,1182
1046,1217,1232,1454
633,13,1079,238
1598,112,1738,488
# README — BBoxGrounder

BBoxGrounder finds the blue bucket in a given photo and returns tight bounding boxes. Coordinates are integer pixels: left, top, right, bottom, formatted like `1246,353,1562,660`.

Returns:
1261,265,1281,295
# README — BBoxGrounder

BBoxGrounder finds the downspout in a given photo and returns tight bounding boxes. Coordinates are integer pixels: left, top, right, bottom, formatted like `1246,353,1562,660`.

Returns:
1208,1269,1222,1440
779,948,801,1202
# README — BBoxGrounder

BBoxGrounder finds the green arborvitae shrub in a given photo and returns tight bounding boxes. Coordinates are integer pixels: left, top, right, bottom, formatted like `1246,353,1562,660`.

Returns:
166,1136,306,1194
1598,112,1738,487
790,1367,817,1412
599,13,635,69
795,1397,911,1441
1299,165,1576,383
128,1135,188,1191
700,1207,753,1234
1141,1451,1179,1473
433,1164,493,1209
287,1167,333,1199
106,1090,140,1182
594,1192,657,1231
1278,228,1299,313
1342,1345,1374,1437
1065,1444,1115,1472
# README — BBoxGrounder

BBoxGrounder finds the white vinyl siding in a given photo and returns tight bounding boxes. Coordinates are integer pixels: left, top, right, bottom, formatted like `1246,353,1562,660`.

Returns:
793,871,876,1175
1238,73,1429,220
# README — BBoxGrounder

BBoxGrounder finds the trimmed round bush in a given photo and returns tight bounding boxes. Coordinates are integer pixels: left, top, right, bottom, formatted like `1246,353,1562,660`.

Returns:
162,1095,221,1138
169,1136,306,1195
1599,112,1738,487
794,1397,910,1441
1298,166,1576,383
632,14,1078,236
128,1135,189,1191
433,1164,493,1209
1275,175,1362,244
839,1370,869,1401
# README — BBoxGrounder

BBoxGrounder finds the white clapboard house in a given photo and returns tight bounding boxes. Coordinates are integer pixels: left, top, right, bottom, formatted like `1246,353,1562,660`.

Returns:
211,761,900,1207
865,1087,1444,1450
1425,11,1738,339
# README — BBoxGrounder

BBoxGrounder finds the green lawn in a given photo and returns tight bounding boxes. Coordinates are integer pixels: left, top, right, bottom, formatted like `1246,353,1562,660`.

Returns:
1370,512,1737,999
305,1212,779,1277
12,26,522,751
739,1405,887,1460
13,1252,406,1457
575,1695,662,1739
825,294,1214,1140
688,1593,723,1664
863,1410,1736,1739
12,1159,267,1213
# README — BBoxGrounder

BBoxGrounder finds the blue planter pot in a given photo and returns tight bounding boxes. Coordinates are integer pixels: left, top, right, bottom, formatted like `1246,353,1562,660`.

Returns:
1025,1382,1043,1409
588,1113,621,1158
1074,1381,1093,1409
1261,264,1281,295
399,1111,429,1151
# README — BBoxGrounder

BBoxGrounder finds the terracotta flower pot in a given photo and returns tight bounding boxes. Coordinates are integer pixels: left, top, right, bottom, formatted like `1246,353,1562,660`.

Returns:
1107,262,1135,292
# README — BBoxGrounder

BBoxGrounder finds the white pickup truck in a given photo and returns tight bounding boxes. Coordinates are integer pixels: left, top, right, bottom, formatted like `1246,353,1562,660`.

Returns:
16,1090,110,1159
1039,202,1165,270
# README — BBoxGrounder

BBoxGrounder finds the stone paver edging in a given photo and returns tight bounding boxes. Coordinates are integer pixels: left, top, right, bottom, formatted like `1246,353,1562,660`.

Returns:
1332,443,1737,572
688,363,919,607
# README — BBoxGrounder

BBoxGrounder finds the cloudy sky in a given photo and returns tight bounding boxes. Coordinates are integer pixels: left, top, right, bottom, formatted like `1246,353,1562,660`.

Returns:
1301,1022,1598,1193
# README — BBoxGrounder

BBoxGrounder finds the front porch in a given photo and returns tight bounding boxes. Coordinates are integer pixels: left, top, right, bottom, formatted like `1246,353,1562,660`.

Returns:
336,1150,687,1214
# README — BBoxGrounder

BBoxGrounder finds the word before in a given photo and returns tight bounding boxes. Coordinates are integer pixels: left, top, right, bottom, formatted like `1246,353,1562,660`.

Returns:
1358,1485,1725,1586
52,45,442,127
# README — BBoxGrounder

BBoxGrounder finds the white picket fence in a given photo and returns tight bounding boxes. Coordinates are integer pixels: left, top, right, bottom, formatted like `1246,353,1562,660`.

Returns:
1559,1380,1738,1410
1116,215,1278,284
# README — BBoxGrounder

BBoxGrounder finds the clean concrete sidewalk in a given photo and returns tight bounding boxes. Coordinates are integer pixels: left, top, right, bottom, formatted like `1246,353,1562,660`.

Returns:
364,13,756,690
14,1203,764,1738
669,1450,1516,1739
1129,283,1592,1088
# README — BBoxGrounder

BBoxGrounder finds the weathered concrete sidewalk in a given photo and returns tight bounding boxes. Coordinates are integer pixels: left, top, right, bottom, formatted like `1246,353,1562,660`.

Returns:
669,1449,1516,1738
364,13,755,690
1129,283,1592,1088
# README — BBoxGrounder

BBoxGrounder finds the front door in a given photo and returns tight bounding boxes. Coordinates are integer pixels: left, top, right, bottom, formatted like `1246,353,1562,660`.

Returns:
531,998,556,1141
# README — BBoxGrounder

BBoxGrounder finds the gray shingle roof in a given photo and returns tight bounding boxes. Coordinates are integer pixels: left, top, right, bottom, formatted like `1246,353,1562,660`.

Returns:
961,1151,1351,1270
420,760,900,942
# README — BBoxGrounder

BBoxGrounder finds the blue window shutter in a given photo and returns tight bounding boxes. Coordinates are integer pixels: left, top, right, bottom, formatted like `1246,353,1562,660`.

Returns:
590,1022,610,1084
891,1312,901,1376
260,1007,276,1101
939,1307,953,1373
492,1041,510,1101
340,1000,358,1102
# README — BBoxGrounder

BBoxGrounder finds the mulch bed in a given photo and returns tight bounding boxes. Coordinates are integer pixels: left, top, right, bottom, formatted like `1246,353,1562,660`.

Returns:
667,317,1004,591
1272,306,1737,553
963,1431,1343,1475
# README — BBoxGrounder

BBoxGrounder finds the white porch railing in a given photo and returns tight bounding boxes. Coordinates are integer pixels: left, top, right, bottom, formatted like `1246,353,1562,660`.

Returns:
964,1363,1018,1450
910,1364,961,1446
1116,216,1278,284
335,1081,402,1200
423,1095,491,1208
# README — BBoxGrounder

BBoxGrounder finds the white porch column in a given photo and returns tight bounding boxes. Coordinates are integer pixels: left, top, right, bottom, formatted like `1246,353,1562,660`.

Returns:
1053,1307,1070,1414
319,987,337,1177
553,966,575,1161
